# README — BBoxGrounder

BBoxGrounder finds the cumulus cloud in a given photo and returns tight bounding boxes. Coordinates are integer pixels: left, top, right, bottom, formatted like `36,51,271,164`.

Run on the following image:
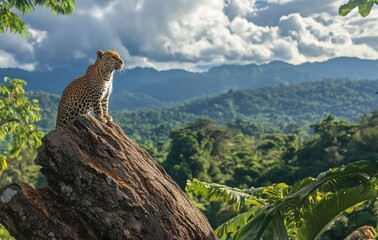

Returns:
0,50,35,71
0,0,378,71
224,0,257,19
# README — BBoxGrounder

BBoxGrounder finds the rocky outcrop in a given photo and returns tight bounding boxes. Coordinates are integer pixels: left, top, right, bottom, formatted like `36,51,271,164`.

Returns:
0,115,217,240
344,225,376,240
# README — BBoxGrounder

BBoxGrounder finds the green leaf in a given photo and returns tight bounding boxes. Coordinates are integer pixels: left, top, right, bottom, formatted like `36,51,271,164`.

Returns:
339,0,361,16
358,0,374,16
262,183,290,201
215,210,256,239
232,207,289,240
0,0,74,37
339,0,377,16
228,161,378,240
0,77,44,163
285,161,378,207
0,155,7,171
186,178,265,211
297,178,378,240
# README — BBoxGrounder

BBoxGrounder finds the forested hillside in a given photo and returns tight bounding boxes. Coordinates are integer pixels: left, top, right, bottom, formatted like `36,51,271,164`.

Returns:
118,79,378,145
30,79,378,143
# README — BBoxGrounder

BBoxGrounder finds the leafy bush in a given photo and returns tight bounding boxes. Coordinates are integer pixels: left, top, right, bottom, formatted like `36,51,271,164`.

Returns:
186,161,378,240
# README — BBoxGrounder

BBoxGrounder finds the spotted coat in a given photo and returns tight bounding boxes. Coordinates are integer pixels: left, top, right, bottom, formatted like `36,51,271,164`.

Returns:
56,50,124,127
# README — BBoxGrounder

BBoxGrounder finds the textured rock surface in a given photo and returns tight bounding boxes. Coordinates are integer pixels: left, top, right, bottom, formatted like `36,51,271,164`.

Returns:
0,183,100,239
0,115,217,240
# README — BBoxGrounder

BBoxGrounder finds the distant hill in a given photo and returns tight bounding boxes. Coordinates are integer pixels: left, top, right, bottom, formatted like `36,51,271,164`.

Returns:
177,79,378,124
81,80,378,143
297,57,378,79
114,78,378,143
29,79,378,144
6,57,378,111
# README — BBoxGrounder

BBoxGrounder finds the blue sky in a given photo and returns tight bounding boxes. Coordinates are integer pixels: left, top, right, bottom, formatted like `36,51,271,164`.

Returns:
1,0,378,72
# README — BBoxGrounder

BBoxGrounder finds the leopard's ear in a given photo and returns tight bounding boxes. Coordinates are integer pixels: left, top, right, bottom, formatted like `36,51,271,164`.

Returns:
97,50,104,59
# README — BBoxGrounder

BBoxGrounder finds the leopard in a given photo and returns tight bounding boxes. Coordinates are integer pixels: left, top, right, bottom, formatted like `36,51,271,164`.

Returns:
56,49,124,127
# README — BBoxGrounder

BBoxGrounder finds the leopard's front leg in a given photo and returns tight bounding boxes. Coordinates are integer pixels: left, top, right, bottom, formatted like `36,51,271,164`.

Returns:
94,99,106,123
102,95,113,122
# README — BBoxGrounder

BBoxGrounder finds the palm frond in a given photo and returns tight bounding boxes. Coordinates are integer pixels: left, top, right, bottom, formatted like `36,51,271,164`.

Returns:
297,178,378,240
186,161,378,240
284,161,378,208
232,206,289,240
225,161,378,239
186,178,265,211
215,210,256,240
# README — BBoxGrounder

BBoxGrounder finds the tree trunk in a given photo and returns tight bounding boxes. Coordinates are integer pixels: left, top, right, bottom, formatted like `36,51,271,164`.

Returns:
0,115,217,240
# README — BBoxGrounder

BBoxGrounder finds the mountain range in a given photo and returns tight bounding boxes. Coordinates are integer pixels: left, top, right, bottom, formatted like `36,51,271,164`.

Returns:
2,57,378,110
29,78,378,143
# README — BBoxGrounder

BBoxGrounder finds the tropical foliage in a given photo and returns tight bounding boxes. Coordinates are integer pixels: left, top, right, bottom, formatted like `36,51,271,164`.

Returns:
186,161,378,240
0,0,75,36
339,0,378,17
0,79,44,238
0,79,43,239
0,78,43,182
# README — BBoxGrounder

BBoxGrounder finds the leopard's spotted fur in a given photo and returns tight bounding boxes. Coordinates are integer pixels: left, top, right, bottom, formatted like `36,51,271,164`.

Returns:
56,50,124,127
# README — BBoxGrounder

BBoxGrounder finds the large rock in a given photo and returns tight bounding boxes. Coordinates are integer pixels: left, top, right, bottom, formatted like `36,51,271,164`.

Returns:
0,115,217,240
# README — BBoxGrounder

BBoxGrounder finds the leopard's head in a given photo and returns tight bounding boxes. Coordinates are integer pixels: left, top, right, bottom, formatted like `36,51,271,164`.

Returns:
96,50,124,76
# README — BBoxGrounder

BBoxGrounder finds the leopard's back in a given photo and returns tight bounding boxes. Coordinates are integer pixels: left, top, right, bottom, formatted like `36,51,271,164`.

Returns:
56,75,92,126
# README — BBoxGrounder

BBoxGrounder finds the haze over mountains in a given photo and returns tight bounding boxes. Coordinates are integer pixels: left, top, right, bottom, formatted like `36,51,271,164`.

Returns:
1,57,378,110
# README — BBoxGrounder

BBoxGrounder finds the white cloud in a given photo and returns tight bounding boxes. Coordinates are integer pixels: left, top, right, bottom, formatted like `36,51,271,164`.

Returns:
275,13,378,63
224,0,257,19
29,28,47,45
0,0,378,71
0,50,35,71
0,27,46,70
87,1,116,20
267,0,307,5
